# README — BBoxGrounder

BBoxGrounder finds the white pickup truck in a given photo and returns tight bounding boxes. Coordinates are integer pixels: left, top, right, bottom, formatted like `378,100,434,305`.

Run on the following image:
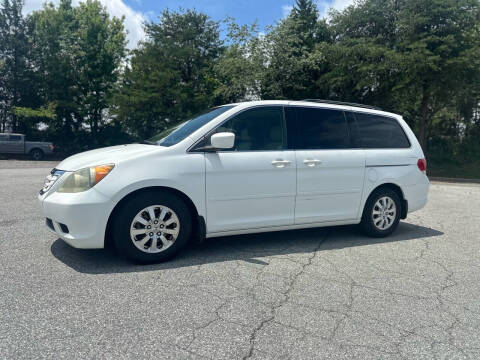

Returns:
0,133,54,160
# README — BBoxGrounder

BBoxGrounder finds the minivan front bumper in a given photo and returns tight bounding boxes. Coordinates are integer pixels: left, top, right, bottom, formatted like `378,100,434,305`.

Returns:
38,189,115,249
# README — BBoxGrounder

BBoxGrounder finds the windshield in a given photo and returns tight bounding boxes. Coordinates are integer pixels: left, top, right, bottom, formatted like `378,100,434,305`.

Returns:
148,106,236,147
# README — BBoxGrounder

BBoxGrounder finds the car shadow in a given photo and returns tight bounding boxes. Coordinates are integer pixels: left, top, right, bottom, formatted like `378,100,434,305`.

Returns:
50,222,444,275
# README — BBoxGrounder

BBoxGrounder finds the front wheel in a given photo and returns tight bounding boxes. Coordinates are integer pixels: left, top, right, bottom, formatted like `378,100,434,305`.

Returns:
360,188,401,237
113,191,192,263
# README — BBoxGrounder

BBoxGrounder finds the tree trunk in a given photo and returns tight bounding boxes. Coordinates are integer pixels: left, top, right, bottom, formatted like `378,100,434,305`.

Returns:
91,91,101,146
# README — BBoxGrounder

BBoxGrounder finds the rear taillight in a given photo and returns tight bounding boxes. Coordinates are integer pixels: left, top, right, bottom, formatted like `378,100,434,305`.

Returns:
49,144,54,150
417,158,427,173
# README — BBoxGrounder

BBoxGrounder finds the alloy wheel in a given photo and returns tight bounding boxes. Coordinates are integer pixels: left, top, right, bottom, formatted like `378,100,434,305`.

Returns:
371,196,396,230
129,205,180,253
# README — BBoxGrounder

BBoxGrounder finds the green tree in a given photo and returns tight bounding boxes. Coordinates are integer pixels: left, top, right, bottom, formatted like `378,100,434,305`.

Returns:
291,0,325,49
72,0,126,142
327,0,480,150
29,0,78,141
261,0,330,99
114,9,223,139
213,20,265,103
0,0,39,132
11,102,56,138
30,0,127,151
1,0,478,167
395,0,480,150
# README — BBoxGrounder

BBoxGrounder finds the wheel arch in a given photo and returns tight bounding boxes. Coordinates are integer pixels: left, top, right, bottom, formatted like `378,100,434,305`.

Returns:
104,186,200,248
363,182,408,219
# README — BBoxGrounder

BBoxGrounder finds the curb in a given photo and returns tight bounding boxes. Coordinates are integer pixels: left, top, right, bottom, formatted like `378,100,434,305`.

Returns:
429,176,480,184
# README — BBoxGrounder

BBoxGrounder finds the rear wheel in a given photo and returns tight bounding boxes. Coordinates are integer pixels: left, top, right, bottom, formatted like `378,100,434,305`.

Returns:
360,188,401,237
30,149,44,160
113,191,192,263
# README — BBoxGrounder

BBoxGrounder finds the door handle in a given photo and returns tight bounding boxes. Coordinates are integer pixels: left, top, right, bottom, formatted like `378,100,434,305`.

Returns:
271,159,291,168
303,159,322,167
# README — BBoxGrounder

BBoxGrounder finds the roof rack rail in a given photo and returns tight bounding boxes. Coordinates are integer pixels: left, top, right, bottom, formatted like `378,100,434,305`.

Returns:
301,99,382,111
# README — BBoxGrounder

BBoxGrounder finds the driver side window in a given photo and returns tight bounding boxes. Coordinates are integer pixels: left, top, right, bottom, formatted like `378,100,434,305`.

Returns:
212,107,285,151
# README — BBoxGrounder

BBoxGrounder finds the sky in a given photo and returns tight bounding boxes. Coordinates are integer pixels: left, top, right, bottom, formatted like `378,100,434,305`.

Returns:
23,0,355,49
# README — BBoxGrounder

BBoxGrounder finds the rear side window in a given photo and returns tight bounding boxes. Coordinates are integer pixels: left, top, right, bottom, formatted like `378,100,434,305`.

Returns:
293,107,349,149
354,113,410,148
213,107,285,151
9,135,22,141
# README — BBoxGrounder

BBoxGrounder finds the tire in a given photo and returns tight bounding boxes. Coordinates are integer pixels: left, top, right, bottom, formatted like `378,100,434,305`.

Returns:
112,191,192,264
360,187,401,237
30,149,44,160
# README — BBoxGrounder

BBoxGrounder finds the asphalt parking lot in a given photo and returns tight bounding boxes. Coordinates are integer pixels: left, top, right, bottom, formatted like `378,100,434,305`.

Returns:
1,160,480,359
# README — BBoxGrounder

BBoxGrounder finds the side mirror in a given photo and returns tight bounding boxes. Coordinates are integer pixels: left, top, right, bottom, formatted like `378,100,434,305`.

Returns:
210,132,235,150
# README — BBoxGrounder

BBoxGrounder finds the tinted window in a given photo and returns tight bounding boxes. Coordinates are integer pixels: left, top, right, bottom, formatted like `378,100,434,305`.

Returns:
294,107,349,149
149,106,235,147
213,107,285,151
354,113,410,148
9,135,22,141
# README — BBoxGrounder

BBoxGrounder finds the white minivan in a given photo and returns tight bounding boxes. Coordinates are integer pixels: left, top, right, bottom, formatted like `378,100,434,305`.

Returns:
38,100,429,263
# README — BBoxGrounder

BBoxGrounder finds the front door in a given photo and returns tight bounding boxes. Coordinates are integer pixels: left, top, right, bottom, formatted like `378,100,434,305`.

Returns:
204,106,296,233
287,106,366,224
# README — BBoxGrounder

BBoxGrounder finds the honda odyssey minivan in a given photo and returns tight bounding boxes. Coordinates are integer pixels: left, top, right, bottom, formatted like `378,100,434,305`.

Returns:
38,100,429,263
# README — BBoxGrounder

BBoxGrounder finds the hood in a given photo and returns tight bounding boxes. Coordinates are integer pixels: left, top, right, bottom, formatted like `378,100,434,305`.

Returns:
56,144,161,171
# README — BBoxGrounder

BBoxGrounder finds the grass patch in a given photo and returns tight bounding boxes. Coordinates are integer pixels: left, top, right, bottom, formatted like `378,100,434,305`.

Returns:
428,161,480,179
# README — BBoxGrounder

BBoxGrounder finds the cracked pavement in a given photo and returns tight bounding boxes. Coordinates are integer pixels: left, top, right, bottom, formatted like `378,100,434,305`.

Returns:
1,160,480,359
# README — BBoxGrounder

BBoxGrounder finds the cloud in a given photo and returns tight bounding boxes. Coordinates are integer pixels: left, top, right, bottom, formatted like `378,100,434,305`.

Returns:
22,0,44,14
318,0,356,18
282,4,293,18
23,0,146,48
100,0,146,48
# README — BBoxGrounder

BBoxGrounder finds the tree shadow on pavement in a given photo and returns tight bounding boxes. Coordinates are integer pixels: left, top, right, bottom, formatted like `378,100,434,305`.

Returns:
50,222,444,275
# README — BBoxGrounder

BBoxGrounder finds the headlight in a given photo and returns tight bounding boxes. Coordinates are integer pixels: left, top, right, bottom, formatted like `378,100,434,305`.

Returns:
58,164,114,193
40,169,65,195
